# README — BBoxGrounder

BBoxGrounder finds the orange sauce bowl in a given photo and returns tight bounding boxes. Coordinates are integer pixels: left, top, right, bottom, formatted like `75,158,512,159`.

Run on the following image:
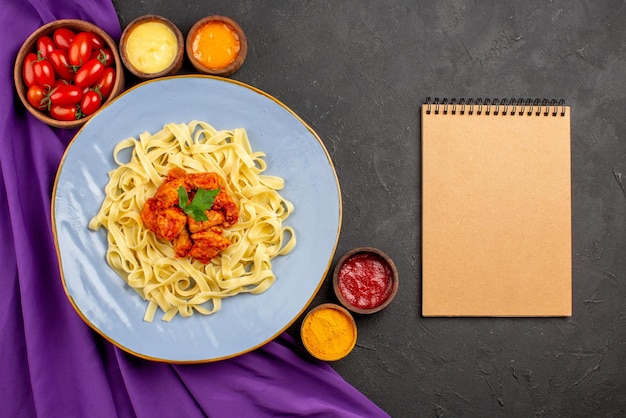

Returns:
186,15,247,77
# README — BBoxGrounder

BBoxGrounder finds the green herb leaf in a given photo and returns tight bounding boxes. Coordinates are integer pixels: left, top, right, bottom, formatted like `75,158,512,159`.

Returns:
177,186,220,222
177,186,189,208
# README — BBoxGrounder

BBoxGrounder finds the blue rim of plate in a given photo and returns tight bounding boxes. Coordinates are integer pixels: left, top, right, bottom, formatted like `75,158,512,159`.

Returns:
51,75,342,363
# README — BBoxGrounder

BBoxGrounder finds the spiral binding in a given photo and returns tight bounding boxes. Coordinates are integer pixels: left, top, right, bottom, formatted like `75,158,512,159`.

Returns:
424,97,567,116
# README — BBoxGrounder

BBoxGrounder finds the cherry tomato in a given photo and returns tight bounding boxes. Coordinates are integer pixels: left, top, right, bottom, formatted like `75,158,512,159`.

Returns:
86,32,105,49
49,84,83,106
48,49,74,80
36,36,55,58
49,104,81,121
32,58,55,87
94,67,115,98
74,58,104,88
81,90,102,116
52,27,75,50
53,78,71,86
22,52,39,88
26,85,48,110
68,32,92,66
90,48,114,67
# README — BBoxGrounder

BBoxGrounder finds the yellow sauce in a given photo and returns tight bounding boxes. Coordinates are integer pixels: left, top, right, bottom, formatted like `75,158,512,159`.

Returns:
191,21,240,70
125,21,178,74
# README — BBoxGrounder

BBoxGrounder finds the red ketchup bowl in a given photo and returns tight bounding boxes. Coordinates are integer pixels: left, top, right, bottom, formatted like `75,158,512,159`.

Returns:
332,247,398,314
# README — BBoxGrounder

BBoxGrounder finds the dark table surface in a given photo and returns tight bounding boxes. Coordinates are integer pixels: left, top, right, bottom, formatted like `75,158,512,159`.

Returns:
112,1,626,416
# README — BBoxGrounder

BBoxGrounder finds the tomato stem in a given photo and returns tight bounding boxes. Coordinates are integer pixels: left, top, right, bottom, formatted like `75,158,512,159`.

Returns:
97,49,108,65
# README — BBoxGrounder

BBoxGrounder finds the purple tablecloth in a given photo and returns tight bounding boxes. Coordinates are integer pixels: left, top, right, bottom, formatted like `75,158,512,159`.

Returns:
0,0,389,416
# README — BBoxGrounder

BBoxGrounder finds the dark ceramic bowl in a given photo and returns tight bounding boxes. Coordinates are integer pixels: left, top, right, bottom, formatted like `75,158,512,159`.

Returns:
333,247,399,314
300,303,357,361
186,15,247,77
119,15,184,80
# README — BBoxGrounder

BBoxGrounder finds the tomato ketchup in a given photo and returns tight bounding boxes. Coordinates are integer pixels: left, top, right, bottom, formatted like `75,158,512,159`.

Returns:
337,252,394,310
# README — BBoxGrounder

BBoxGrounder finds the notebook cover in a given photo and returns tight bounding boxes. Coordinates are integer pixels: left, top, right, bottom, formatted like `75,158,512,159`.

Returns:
421,99,572,316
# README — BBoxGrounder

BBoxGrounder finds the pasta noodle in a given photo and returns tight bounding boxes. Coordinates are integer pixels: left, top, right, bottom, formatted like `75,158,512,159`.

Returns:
89,121,296,322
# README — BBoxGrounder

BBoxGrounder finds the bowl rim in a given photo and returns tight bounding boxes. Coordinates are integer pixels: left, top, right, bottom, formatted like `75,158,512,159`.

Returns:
300,303,357,361
185,15,247,77
119,14,184,80
14,18,124,129
332,246,399,314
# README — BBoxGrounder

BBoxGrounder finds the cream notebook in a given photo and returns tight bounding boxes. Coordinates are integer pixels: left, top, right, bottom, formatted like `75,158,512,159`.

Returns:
421,98,572,316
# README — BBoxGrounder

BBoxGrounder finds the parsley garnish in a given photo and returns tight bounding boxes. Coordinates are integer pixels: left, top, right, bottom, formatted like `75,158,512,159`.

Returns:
177,186,220,222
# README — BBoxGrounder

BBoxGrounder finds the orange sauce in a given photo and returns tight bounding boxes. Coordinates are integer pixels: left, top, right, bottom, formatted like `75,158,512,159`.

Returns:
191,21,240,70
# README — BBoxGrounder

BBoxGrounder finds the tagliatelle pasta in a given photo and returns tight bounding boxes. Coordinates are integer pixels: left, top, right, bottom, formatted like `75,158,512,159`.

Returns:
88,120,296,322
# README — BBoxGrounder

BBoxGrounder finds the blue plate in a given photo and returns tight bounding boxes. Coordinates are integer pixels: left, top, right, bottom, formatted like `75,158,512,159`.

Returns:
52,76,342,363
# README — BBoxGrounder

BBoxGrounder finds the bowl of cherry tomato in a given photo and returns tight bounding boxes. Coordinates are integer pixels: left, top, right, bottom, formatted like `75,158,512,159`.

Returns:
14,19,124,129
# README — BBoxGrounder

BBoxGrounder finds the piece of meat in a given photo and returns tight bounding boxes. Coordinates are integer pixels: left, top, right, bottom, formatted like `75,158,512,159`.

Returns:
187,210,226,233
140,198,160,231
167,166,187,179
212,189,239,228
152,177,188,209
156,207,187,240
188,229,232,264
186,172,222,190
173,227,193,258
186,172,238,227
